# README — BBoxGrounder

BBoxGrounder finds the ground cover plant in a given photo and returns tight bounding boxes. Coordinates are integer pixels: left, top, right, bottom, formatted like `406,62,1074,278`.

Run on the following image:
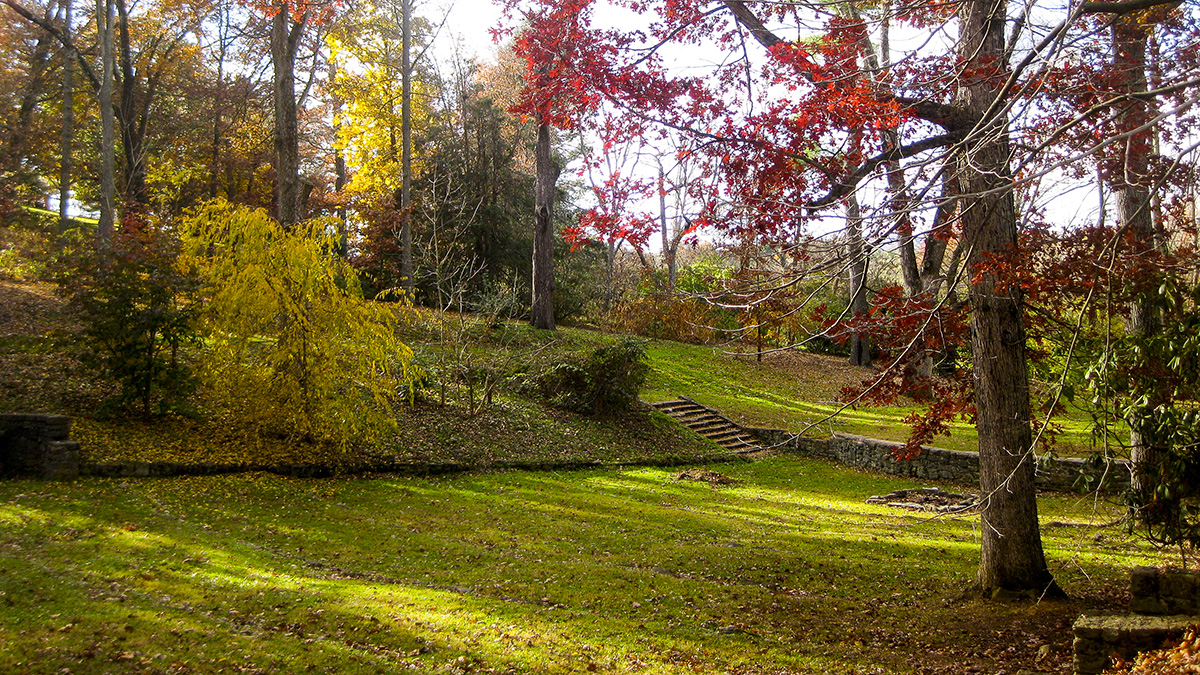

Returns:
0,456,1170,674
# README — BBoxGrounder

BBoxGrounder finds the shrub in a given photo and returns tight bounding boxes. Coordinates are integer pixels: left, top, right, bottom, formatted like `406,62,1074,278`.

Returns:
1085,278,1200,553
184,201,420,450
0,207,59,282
536,337,649,414
55,214,201,417
609,295,723,344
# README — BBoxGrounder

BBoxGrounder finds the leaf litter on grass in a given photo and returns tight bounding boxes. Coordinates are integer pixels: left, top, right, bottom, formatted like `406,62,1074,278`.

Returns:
0,457,1173,675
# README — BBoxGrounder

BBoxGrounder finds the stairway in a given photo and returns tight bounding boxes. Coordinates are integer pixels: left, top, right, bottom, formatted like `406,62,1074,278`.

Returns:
650,397,764,454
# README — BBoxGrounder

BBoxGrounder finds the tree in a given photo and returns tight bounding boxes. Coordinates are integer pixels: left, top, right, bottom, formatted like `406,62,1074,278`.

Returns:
488,0,1196,594
502,0,599,330
328,0,430,286
58,0,73,234
184,201,418,448
96,0,115,243
0,0,57,211
269,0,308,226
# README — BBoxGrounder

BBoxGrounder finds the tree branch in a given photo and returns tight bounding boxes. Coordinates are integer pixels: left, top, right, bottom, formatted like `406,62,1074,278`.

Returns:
723,0,964,129
806,130,967,209
721,0,781,49
2,0,100,91
1080,0,1180,14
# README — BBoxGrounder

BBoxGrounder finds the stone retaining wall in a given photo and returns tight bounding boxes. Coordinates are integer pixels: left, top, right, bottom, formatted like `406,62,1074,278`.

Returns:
75,452,753,480
748,427,1129,492
1073,568,1200,673
0,413,80,480
1130,566,1200,616
1072,613,1197,674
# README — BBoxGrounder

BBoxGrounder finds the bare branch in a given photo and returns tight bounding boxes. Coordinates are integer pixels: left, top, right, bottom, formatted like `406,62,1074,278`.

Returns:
807,131,968,210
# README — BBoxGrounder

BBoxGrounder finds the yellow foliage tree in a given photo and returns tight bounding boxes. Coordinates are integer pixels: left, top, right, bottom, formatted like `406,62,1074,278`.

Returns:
183,201,417,451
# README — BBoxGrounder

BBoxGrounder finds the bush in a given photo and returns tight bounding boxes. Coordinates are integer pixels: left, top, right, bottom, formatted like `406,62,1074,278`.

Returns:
536,337,649,414
55,214,201,416
184,201,420,450
1085,278,1200,554
0,207,59,282
609,295,726,344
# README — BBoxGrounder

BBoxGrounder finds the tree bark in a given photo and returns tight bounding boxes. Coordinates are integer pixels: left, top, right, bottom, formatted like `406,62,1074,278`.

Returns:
957,0,1056,595
400,0,413,293
846,192,871,367
97,0,116,247
271,2,306,228
1111,18,1161,503
531,121,559,330
59,0,73,234
114,0,146,205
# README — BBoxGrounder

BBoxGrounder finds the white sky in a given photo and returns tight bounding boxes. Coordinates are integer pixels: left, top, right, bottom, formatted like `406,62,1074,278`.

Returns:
427,0,506,64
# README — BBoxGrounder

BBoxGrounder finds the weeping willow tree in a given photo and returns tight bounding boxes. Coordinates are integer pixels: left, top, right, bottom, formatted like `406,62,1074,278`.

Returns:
184,201,419,452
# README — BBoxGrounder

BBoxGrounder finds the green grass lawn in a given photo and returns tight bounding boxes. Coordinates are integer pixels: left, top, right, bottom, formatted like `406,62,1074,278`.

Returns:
642,339,1120,456
0,457,1164,674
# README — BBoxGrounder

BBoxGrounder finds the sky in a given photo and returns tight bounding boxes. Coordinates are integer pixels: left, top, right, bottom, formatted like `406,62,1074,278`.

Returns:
427,0,506,64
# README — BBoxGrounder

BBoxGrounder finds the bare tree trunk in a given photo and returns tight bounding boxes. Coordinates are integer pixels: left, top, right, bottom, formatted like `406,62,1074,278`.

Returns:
657,164,670,292
400,0,413,293
208,0,227,199
59,0,73,234
920,174,956,293
114,0,145,205
531,121,559,330
271,2,306,227
97,0,115,246
1112,18,1161,504
330,55,347,254
846,192,871,367
958,0,1056,596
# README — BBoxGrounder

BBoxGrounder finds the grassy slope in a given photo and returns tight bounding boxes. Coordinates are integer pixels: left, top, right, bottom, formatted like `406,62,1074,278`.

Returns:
0,458,1163,675
0,281,721,466
642,339,1112,455
1,275,1107,460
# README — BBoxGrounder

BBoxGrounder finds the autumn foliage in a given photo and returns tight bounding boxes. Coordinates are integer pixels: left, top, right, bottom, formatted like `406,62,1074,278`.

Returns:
183,201,419,450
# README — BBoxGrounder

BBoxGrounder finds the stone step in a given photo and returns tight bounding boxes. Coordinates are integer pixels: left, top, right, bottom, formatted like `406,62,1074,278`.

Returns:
705,429,746,441
675,409,719,421
650,397,763,454
652,400,701,413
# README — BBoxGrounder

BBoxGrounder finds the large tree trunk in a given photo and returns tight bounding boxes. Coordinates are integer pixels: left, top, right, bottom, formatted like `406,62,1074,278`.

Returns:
531,121,559,330
1112,18,1161,504
96,0,115,246
59,0,73,234
114,0,146,205
846,192,871,367
399,0,413,293
957,0,1056,595
271,3,306,228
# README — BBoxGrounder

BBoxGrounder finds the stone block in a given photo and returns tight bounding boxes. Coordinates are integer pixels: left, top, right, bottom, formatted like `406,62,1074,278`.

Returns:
1072,613,1196,674
41,441,79,480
